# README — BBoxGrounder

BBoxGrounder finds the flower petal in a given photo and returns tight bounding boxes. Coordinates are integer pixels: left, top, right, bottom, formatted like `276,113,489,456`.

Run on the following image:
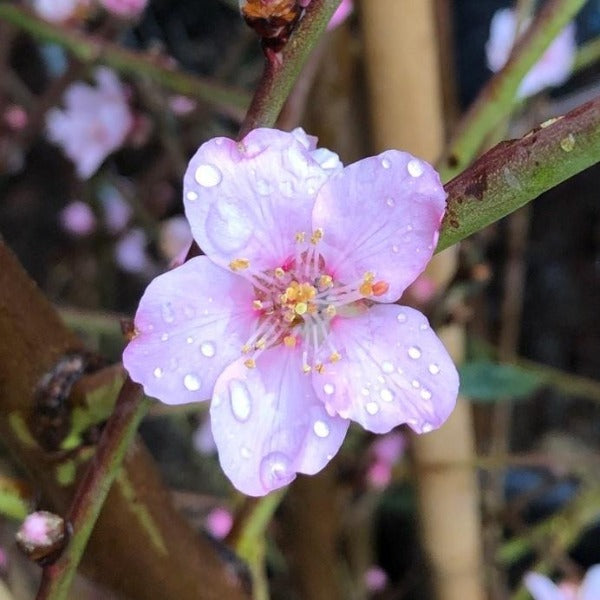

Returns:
210,347,349,496
184,128,334,272
523,573,564,600
123,257,256,404
580,565,600,600
312,305,458,434
312,150,446,302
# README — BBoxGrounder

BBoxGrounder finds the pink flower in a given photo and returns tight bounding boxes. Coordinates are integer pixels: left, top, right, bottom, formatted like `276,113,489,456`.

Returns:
485,8,576,98
60,200,97,236
205,507,233,539
364,565,388,593
32,0,90,23
159,216,193,263
524,566,600,600
99,184,132,234
3,105,28,131
123,128,458,496
366,431,405,489
46,68,133,179
115,228,151,274
98,0,148,18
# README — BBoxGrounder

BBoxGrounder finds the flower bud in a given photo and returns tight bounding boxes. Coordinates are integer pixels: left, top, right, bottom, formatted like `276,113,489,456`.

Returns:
16,511,67,565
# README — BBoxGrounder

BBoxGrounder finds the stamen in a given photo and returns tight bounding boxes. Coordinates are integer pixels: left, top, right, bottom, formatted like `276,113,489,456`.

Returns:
284,335,297,348
252,300,264,310
329,351,341,363
310,228,324,245
372,280,390,296
295,232,306,243
229,258,250,271
325,305,336,317
295,302,308,315
318,274,333,289
274,267,285,278
244,358,256,369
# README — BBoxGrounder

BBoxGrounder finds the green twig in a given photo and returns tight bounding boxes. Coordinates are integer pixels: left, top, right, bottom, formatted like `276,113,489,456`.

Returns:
0,4,250,119
36,378,150,600
573,35,600,72
238,0,341,136
438,0,586,182
437,95,600,252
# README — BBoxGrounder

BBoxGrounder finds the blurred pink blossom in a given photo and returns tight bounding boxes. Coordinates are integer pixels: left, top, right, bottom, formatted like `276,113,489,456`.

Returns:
60,201,97,236
205,508,233,539
98,0,148,18
169,95,197,116
192,416,217,455
366,431,405,488
3,105,28,131
364,565,388,593
32,0,90,23
159,216,193,263
115,228,151,273
485,8,576,98
46,68,133,179
99,185,132,234
524,566,600,600
123,127,458,496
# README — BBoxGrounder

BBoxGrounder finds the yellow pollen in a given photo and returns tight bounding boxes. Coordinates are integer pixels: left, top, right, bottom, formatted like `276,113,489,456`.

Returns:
325,305,336,317
308,304,318,314
363,271,375,283
318,274,333,288
329,351,341,363
252,300,263,310
284,335,297,348
295,231,306,243
283,310,296,323
295,302,308,315
255,338,266,350
229,258,250,271
315,363,325,374
302,364,312,373
359,282,373,296
274,267,285,278
310,228,324,244
244,358,256,369
241,344,252,354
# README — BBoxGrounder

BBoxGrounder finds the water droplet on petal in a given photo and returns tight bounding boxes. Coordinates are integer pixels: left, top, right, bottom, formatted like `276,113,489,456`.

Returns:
380,388,394,402
313,420,330,438
323,383,335,396
420,323,429,331
420,389,432,401
184,373,201,391
408,346,422,360
259,452,295,491
397,312,407,323
376,375,385,384
407,159,424,177
186,336,194,344
161,303,175,324
240,446,252,459
392,244,399,253
411,379,421,389
153,367,163,378
160,333,169,342
381,158,391,169
386,197,395,207
366,401,380,415
229,379,252,422
422,422,434,433
186,191,198,201
428,363,440,375
360,387,370,396
195,164,222,187
200,342,216,358
381,361,394,374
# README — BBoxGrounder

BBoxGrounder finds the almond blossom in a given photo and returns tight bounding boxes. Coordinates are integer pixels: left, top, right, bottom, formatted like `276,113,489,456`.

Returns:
32,0,91,23
46,68,133,179
123,128,458,496
485,8,576,98
524,566,600,600
98,0,148,19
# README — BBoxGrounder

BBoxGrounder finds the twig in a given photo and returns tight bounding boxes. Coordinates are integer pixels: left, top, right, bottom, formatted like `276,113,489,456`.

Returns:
0,4,250,119
36,379,149,600
438,0,587,182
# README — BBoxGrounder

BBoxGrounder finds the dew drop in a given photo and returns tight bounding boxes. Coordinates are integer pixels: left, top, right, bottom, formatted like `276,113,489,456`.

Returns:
392,244,399,253
186,191,198,201
161,303,175,324
259,452,294,491
313,420,330,438
153,367,163,378
366,401,380,415
381,361,394,374
411,379,421,389
183,373,201,391
419,323,429,331
381,158,391,169
420,389,432,401
407,159,424,177
408,346,422,360
360,387,370,396
428,363,440,375
160,333,169,342
380,388,394,403
186,336,194,345
386,197,395,207
421,422,434,433
240,446,252,459
323,383,335,396
229,379,252,422
397,312,407,323
195,164,222,187
200,341,216,358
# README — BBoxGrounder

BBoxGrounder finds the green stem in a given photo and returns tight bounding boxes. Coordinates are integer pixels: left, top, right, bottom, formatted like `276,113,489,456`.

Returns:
238,0,341,136
438,0,586,182
36,378,150,600
437,95,600,253
573,35,600,72
0,4,250,118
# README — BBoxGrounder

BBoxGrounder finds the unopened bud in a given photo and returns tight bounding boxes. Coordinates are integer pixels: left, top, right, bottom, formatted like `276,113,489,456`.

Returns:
16,511,67,565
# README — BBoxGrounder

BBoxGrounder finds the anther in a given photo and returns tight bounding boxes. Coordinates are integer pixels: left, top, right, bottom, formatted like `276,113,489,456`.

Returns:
244,358,256,369
315,363,325,374
318,274,333,289
229,258,250,271
295,302,308,315
252,300,263,310
325,305,336,317
284,335,297,348
372,280,390,296
310,228,324,245
274,267,285,278
295,232,306,243
329,351,341,363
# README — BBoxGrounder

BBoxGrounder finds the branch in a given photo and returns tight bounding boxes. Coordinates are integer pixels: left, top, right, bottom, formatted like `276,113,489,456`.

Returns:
437,95,600,253
438,0,586,182
238,0,341,136
0,4,250,119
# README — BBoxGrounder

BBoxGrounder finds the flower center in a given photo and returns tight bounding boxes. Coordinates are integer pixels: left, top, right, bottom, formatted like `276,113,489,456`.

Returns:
230,229,389,373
